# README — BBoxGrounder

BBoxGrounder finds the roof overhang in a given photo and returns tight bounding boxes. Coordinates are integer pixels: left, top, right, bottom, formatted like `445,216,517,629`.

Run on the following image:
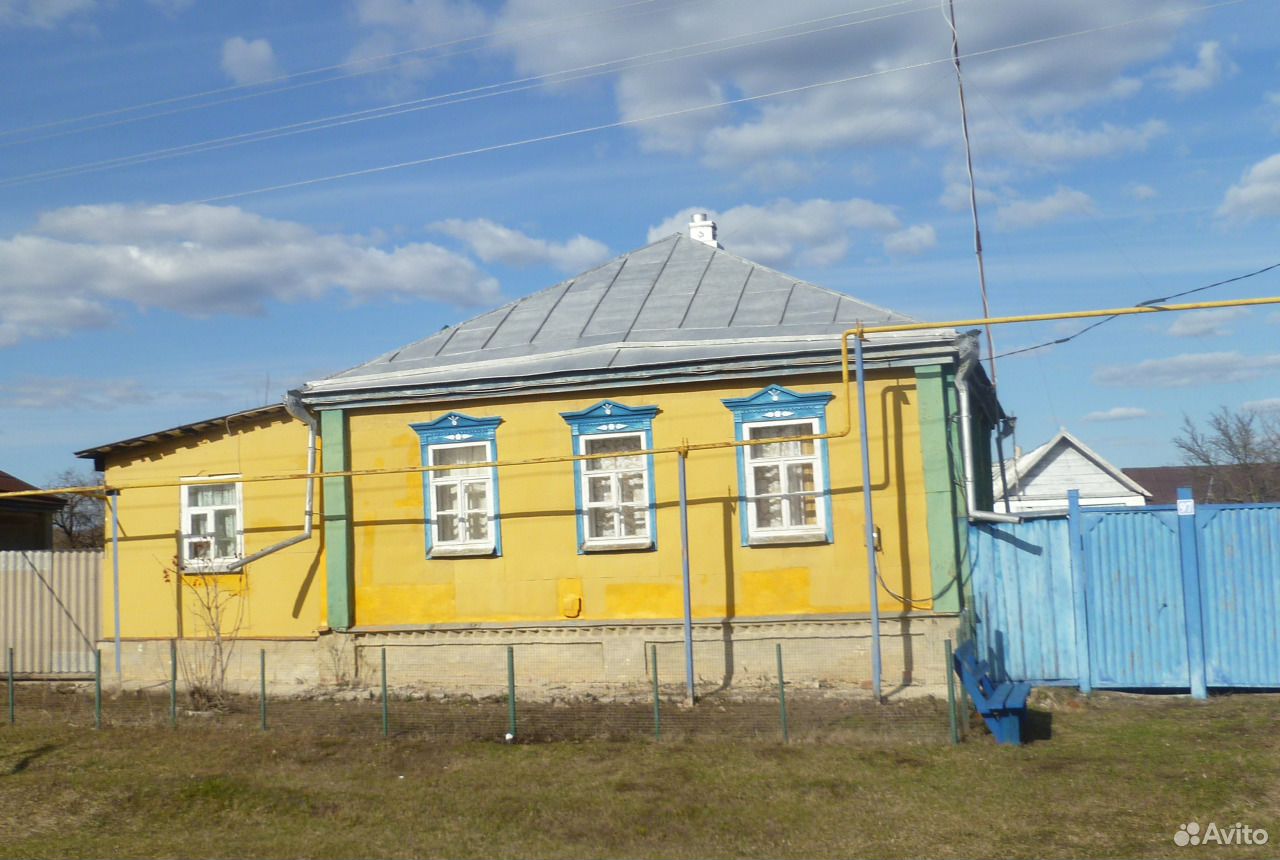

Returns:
299,330,959,411
75,403,287,470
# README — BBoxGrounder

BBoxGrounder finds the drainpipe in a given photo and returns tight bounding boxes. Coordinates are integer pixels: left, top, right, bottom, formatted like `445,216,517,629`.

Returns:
226,391,318,570
955,333,1021,525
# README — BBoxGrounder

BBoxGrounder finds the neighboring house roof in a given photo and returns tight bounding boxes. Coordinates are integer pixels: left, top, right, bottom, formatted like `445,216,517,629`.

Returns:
75,404,286,470
301,233,957,408
1121,464,1280,505
995,429,1150,506
0,469,66,510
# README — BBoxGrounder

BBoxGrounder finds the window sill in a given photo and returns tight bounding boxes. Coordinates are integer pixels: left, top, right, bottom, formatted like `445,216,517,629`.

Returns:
581,538,653,553
747,531,829,547
181,559,243,574
429,544,497,558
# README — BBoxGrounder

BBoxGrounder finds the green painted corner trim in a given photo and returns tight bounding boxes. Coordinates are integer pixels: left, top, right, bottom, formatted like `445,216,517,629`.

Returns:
320,409,354,630
915,364,963,613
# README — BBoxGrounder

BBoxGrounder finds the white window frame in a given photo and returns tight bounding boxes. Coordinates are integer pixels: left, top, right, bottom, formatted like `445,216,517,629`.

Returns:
742,418,828,545
579,431,652,551
179,475,244,572
426,440,497,557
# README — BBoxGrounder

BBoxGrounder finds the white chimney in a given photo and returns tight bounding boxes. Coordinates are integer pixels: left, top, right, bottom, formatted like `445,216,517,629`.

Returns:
688,212,722,249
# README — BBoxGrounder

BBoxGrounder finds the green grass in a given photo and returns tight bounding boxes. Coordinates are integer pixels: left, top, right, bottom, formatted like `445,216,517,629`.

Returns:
1,690,1277,858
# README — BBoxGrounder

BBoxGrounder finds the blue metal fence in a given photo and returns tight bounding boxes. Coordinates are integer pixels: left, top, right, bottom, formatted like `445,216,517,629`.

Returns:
968,490,1280,696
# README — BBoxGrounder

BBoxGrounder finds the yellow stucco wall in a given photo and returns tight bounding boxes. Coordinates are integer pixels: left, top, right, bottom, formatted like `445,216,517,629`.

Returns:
346,370,931,627
102,410,323,639
103,369,932,638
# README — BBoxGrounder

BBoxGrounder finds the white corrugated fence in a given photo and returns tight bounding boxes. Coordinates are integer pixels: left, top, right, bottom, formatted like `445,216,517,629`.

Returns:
0,549,101,676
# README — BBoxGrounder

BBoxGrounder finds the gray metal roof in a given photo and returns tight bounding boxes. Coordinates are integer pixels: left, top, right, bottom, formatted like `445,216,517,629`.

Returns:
302,234,954,406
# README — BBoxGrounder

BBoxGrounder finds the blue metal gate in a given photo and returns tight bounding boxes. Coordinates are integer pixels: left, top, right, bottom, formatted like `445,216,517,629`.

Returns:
969,490,1280,695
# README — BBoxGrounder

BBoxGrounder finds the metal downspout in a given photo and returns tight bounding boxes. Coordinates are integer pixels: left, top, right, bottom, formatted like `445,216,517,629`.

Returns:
226,392,318,571
853,335,883,701
678,447,696,703
955,333,1021,525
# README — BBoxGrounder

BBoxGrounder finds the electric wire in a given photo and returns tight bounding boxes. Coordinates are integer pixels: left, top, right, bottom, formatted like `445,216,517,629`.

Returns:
192,0,1251,205
0,0,938,189
0,0,679,142
994,260,1280,360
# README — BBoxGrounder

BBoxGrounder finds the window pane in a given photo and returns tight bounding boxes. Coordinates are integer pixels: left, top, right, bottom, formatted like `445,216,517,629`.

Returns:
188,538,210,559
465,512,489,542
618,471,645,504
786,462,816,493
189,483,234,507
587,475,613,504
754,497,783,528
589,508,617,539
747,424,813,459
437,514,459,543
432,444,487,476
463,481,488,513
752,465,781,495
621,505,647,538
189,513,208,536
787,494,819,527
434,484,458,514
585,435,642,471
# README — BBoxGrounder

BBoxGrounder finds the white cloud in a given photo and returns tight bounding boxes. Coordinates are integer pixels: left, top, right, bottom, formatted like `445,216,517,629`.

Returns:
1166,307,1248,338
431,219,610,273
1083,407,1150,422
1094,352,1280,388
221,36,281,85
1129,183,1158,201
1218,153,1280,221
882,224,937,257
994,187,1095,230
489,1,1189,167
647,198,901,268
0,0,95,28
979,120,1167,165
0,377,153,410
344,0,489,90
0,203,500,348
1153,41,1235,94
1244,398,1280,414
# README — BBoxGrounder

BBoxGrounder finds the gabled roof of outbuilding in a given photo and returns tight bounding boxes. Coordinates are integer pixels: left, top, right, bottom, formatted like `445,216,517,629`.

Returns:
302,233,955,407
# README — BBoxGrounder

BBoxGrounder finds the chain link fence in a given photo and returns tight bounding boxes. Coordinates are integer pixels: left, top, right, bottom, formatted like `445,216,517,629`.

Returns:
4,639,964,745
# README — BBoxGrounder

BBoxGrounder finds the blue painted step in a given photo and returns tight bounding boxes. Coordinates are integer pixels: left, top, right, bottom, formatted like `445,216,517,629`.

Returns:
953,640,1031,745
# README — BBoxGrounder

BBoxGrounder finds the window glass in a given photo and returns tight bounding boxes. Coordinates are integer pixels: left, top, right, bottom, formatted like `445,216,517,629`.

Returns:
428,443,494,549
181,481,241,568
582,434,649,543
744,421,824,534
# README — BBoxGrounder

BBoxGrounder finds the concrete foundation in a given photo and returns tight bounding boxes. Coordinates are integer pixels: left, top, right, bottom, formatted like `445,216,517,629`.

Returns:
98,613,960,701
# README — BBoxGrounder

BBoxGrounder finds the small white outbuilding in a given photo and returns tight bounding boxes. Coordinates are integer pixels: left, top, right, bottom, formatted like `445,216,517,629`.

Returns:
993,429,1151,514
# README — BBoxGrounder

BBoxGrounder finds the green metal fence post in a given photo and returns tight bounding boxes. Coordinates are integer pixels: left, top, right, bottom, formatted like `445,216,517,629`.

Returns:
945,639,959,745
651,644,661,740
259,649,268,732
776,643,789,744
94,649,102,730
506,645,516,742
7,647,14,725
381,646,389,738
169,639,177,728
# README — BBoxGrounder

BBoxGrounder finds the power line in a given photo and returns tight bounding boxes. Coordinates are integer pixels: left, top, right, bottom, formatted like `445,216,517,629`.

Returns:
0,0,937,189
192,0,1252,205
0,0,679,143
995,260,1280,360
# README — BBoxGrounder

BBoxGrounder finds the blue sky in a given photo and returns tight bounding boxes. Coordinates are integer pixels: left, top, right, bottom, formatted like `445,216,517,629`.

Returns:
2,0,1280,486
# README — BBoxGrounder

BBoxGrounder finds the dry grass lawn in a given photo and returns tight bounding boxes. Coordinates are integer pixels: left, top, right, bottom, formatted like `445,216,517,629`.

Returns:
0,688,1277,858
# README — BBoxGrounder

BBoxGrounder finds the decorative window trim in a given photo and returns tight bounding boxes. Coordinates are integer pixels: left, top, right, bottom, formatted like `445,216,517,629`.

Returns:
178,474,244,573
721,385,835,547
560,400,659,554
410,413,503,559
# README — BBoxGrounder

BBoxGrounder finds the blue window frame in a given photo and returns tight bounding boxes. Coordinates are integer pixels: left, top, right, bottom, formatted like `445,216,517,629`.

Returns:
560,400,659,553
722,385,835,546
409,412,503,558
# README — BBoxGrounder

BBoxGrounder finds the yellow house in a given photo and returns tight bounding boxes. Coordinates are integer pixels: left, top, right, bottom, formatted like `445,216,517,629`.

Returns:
78,219,1001,696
